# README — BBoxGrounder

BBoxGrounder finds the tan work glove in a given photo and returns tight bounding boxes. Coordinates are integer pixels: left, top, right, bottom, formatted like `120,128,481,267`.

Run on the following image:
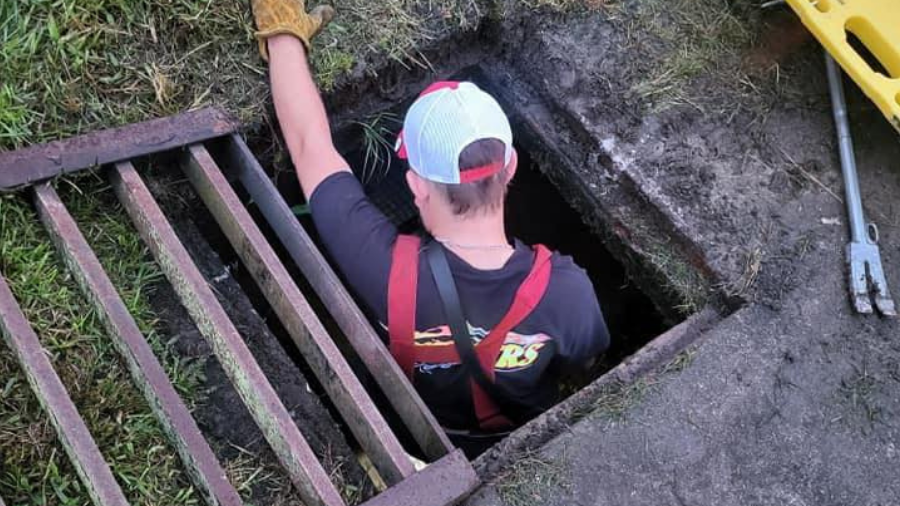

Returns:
252,0,334,61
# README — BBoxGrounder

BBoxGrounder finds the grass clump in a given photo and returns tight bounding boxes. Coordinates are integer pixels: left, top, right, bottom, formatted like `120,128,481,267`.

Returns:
591,379,652,423
644,240,710,315
0,178,205,506
495,451,568,506
629,0,755,111
836,362,886,434
0,0,483,151
354,112,402,184
662,349,697,374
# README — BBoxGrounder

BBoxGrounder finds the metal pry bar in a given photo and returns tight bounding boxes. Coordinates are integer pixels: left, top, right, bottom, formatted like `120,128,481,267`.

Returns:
825,52,897,317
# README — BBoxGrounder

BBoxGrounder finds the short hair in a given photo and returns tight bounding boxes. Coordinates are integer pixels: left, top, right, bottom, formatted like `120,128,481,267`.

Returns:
434,138,511,216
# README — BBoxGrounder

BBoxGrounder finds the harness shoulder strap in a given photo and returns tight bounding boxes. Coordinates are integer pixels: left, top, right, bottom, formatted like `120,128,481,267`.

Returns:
470,244,554,428
425,243,501,409
475,244,553,379
389,238,555,430
388,234,421,378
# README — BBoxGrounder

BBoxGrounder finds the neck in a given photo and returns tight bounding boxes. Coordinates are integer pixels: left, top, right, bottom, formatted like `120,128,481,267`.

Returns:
430,212,508,246
428,208,514,269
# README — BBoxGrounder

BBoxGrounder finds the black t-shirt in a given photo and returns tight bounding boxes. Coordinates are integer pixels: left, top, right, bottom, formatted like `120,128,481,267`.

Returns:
310,172,610,430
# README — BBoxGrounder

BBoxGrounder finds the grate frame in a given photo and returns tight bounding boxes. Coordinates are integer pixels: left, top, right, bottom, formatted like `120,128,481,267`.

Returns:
0,108,477,506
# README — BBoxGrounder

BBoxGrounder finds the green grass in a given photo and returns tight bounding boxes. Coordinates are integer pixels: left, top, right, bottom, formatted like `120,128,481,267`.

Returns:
0,0,486,151
629,0,756,111
0,0,608,151
644,240,710,315
588,357,695,425
0,0,264,149
354,111,402,184
0,179,207,506
590,379,652,422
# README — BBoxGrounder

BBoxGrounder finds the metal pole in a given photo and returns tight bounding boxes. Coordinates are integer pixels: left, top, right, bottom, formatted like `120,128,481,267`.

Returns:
825,54,867,244
824,51,896,316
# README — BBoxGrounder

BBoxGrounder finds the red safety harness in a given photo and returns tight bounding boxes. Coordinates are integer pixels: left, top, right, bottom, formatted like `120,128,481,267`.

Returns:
388,234,553,430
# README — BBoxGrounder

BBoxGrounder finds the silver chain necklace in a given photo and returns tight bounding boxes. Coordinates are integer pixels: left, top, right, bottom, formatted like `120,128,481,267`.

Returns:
433,237,513,251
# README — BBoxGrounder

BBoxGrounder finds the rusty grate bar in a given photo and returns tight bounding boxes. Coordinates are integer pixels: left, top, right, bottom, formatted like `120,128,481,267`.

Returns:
181,144,415,484
0,108,238,191
109,161,345,506
360,450,477,506
32,183,243,506
0,273,130,506
224,134,453,460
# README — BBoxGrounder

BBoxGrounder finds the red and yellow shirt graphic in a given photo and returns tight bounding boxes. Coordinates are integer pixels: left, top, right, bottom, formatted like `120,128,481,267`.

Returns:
411,324,554,372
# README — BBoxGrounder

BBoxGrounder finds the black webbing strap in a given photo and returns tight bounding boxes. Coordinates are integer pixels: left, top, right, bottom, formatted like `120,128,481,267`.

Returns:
425,241,530,425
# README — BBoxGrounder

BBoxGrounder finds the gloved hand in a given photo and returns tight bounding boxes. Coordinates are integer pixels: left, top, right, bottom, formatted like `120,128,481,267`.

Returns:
251,0,334,61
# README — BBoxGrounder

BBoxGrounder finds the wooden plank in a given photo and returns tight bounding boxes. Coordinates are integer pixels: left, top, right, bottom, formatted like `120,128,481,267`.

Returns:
360,450,478,506
33,183,243,506
0,108,237,191
225,133,453,460
109,161,345,506
0,274,130,506
181,144,414,484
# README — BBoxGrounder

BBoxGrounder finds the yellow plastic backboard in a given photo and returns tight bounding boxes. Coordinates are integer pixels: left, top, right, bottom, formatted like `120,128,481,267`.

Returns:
786,0,900,133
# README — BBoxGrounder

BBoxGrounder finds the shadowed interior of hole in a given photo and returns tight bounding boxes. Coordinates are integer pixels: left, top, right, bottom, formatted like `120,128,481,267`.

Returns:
504,148,673,375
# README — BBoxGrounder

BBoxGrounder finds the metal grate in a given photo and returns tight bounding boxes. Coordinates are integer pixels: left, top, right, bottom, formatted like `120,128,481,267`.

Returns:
0,108,478,506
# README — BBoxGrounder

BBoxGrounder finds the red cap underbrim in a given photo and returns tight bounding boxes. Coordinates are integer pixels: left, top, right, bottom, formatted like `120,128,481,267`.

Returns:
459,161,505,183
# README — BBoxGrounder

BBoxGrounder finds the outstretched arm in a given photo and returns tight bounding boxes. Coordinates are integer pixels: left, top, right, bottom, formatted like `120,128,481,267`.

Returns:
253,2,398,319
267,35,349,199
252,0,348,199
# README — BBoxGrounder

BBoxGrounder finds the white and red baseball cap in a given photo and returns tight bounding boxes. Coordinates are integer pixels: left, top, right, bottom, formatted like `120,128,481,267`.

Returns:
395,81,514,184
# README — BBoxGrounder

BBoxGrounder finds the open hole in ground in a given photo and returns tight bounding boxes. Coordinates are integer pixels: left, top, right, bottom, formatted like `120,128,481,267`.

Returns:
58,63,709,506
207,66,701,461
322,106,680,390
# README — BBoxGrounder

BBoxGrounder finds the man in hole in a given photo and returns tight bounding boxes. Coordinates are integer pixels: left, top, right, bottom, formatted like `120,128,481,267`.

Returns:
252,0,610,456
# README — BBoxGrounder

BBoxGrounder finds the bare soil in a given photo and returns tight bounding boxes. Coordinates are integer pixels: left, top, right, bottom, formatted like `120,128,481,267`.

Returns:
454,3,900,506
